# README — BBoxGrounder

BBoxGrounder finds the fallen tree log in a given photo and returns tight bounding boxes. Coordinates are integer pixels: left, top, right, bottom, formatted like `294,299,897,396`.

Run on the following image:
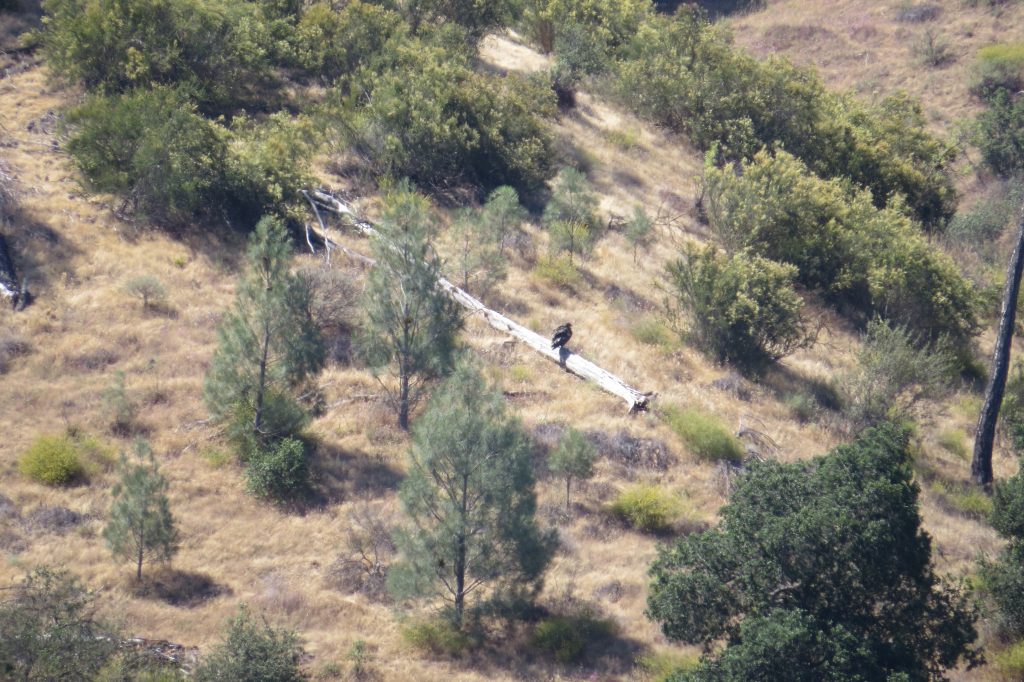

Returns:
305,189,653,412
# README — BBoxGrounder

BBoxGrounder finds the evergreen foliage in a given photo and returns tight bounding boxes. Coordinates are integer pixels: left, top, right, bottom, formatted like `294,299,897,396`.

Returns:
702,149,978,349
204,216,324,458
193,605,303,682
548,427,597,510
0,567,118,680
388,362,555,627
359,186,462,430
480,185,527,255
980,461,1024,638
450,208,506,298
617,8,957,228
103,440,179,581
666,244,807,366
648,424,980,680
976,89,1024,177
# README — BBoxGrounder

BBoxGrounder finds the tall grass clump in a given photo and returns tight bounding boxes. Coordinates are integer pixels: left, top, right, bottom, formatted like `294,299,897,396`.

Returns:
663,406,743,462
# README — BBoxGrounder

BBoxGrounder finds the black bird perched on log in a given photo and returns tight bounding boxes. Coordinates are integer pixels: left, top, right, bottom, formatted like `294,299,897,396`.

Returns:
551,322,573,350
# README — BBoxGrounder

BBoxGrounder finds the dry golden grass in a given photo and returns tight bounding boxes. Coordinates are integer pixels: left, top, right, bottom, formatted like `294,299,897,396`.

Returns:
0,16,1020,681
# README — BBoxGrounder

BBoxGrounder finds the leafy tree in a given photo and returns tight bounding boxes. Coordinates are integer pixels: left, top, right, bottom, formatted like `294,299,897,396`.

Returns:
480,185,527,255
123,274,167,310
976,89,1024,177
548,428,596,511
388,361,556,627
359,187,462,430
648,424,980,681
65,87,228,226
524,0,649,53
0,567,118,680
666,244,807,367
548,219,593,264
193,605,303,682
399,0,516,39
42,0,278,111
103,440,179,581
204,217,325,457
979,461,1024,638
291,1,404,81
345,40,555,194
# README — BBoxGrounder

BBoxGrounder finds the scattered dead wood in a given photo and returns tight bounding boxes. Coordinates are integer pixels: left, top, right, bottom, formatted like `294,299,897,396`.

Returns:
305,189,654,412
118,636,200,673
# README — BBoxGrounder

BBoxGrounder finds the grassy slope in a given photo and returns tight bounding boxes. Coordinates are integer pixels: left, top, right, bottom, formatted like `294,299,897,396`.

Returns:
0,2,1019,679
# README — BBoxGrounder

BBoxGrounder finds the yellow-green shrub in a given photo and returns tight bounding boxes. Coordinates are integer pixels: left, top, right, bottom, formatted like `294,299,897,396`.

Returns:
530,612,615,663
609,484,681,533
664,406,743,463
19,435,85,486
400,619,473,657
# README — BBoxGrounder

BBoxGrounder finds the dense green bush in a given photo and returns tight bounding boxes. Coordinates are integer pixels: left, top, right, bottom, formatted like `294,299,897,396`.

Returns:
976,89,1024,177
344,39,555,195
19,434,85,485
65,87,227,225
41,0,279,111
617,9,956,228
971,43,1024,100
609,484,682,533
666,244,807,366
703,149,978,348
193,605,303,681
979,462,1024,638
291,1,404,81
663,406,743,463
244,437,310,501
400,618,474,657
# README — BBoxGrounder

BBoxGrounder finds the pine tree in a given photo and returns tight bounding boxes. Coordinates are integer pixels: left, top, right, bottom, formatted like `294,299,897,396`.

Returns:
103,440,179,581
387,361,555,627
204,216,324,455
548,427,597,511
451,208,505,298
480,185,527,255
360,186,462,430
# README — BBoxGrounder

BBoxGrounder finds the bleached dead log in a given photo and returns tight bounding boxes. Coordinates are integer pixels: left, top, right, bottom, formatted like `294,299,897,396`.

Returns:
306,189,653,412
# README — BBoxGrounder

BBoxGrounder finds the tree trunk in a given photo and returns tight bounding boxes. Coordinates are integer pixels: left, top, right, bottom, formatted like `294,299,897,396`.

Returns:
137,543,144,581
565,476,572,511
972,204,1024,491
306,190,654,412
253,322,271,436
399,370,410,431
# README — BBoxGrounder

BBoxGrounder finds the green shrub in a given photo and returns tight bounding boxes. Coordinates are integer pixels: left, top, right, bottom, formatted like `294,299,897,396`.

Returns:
631,317,676,348
291,1,404,81
400,619,474,657
345,39,555,195
991,458,1024,541
530,612,615,663
20,435,85,485
663,406,743,462
41,0,277,111
226,391,309,462
931,480,993,517
609,484,682,533
193,605,303,682
995,640,1024,678
979,544,1024,638
123,275,167,310
702,149,978,349
617,9,956,228
637,650,701,681
666,244,808,366
245,437,310,501
785,393,816,424
971,43,1024,99
976,88,1024,177
65,87,228,226
843,320,955,426
533,255,582,288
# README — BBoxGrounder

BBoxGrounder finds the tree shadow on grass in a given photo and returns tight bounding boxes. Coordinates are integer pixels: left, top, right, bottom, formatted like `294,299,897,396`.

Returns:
310,442,404,506
130,567,230,608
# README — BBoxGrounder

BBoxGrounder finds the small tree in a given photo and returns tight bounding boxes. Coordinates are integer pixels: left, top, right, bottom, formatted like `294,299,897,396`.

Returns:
543,167,599,235
451,208,506,298
388,361,555,628
123,274,167,310
548,219,592,265
480,185,527,255
102,440,179,581
103,370,138,435
648,424,980,680
204,216,325,456
548,428,597,511
0,567,118,679
625,205,654,265
193,604,303,682
360,187,463,430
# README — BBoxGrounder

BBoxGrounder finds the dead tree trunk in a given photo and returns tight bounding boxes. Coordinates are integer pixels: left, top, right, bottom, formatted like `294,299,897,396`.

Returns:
972,203,1024,491
0,233,25,309
306,190,653,412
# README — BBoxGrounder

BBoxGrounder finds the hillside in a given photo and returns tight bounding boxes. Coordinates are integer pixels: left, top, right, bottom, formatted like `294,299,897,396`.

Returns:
0,1,1022,680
